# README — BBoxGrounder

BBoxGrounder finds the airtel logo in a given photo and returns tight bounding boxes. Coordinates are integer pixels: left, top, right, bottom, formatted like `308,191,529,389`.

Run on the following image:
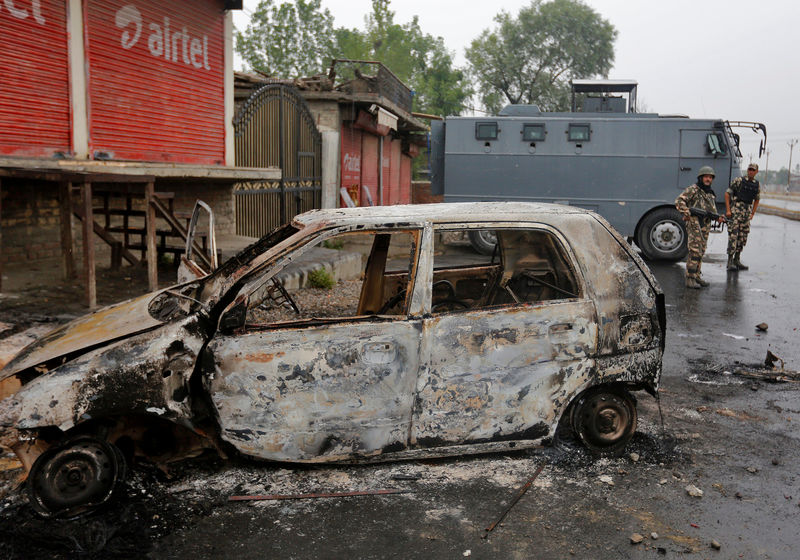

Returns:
343,153,361,173
115,4,211,70
1,0,45,24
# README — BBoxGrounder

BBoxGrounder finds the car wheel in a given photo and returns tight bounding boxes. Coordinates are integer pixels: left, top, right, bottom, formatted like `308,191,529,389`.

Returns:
27,435,127,519
636,208,687,261
571,387,637,456
468,230,497,255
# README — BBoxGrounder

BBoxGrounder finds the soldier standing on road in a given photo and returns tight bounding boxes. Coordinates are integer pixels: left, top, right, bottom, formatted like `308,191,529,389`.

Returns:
725,163,761,271
675,166,725,289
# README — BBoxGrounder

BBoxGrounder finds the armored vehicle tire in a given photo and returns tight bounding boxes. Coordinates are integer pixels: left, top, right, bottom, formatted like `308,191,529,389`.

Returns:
571,387,637,456
468,230,498,255
637,208,688,261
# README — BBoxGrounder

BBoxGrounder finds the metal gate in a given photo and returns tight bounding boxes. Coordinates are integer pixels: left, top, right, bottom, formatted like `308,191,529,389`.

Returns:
234,84,322,237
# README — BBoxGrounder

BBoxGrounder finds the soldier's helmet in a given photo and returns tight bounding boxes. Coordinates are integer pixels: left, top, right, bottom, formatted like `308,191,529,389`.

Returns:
698,166,716,177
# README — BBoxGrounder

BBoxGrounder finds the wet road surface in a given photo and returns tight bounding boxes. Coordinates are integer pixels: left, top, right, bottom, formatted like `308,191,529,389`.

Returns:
1,212,798,559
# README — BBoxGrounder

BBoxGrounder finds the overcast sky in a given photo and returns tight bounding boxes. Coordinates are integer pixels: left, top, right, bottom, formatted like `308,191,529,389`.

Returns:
235,0,799,177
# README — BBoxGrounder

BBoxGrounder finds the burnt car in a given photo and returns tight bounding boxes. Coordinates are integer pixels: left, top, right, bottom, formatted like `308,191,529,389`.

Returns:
0,202,664,517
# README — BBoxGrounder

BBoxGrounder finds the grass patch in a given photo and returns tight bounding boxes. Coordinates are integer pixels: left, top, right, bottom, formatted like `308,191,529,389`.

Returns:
308,268,335,289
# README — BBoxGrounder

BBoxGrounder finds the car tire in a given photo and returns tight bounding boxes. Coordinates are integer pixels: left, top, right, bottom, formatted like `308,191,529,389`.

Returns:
636,208,688,261
27,435,127,519
571,387,637,457
468,230,497,255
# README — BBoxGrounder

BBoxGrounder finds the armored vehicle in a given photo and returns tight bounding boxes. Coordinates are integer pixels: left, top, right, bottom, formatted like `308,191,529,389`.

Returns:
430,80,766,260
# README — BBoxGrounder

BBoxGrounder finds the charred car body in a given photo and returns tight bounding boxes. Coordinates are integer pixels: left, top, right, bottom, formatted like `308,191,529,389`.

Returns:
0,202,664,517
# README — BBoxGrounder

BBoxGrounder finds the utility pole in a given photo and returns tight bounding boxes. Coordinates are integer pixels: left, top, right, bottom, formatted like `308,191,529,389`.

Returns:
787,139,798,191
764,148,770,190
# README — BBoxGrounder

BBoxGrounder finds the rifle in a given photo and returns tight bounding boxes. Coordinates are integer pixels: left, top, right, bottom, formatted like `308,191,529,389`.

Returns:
689,207,727,232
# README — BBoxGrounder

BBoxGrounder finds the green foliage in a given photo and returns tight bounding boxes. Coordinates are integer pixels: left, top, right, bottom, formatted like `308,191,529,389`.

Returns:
333,0,471,116
236,0,335,77
308,267,335,289
466,0,617,113
322,238,344,250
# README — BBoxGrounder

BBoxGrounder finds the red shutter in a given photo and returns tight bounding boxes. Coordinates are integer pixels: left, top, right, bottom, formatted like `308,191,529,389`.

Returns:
84,0,225,164
361,133,378,207
0,0,71,157
399,151,411,205
340,126,362,207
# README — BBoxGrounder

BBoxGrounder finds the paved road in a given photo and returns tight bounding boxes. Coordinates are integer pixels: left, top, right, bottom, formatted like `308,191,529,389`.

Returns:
2,213,798,560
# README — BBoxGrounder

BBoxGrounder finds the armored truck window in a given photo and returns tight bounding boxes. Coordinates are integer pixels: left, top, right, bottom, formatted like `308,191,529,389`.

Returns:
475,122,498,140
522,124,546,142
707,133,726,156
568,124,591,142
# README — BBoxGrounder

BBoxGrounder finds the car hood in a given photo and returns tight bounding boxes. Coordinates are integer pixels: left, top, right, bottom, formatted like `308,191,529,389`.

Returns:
0,292,165,378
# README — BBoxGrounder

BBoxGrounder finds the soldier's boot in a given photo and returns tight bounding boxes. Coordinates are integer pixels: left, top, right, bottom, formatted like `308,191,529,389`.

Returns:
727,254,737,271
686,277,702,289
734,252,749,270
695,277,710,287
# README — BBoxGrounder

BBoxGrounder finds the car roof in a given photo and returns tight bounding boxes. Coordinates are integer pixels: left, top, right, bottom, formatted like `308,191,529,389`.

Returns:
292,201,592,229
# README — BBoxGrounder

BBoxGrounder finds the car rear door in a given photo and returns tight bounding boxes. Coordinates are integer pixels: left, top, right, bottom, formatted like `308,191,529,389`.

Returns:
411,224,598,447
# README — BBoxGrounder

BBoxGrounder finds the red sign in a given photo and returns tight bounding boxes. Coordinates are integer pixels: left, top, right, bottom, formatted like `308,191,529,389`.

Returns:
84,0,226,164
0,0,71,157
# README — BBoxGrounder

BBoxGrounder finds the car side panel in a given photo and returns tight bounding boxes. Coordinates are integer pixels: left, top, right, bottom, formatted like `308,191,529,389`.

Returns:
206,320,422,462
411,301,598,446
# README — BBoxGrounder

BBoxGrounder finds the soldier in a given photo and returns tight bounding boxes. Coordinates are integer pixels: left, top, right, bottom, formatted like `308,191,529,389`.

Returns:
675,166,724,289
725,163,760,271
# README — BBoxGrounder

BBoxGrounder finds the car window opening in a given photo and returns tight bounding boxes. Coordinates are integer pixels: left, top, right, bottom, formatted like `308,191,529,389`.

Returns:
244,230,417,327
431,227,580,315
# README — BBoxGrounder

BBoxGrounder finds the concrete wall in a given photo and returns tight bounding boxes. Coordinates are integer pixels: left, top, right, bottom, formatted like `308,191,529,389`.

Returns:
0,181,62,264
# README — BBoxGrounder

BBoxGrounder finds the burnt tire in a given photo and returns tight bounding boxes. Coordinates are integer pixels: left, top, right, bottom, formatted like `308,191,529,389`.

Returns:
27,435,127,519
571,387,637,457
468,230,498,255
636,207,687,261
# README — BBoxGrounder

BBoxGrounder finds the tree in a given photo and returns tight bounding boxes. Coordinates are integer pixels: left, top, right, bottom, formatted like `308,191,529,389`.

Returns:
466,0,616,114
236,0,335,77
334,0,471,116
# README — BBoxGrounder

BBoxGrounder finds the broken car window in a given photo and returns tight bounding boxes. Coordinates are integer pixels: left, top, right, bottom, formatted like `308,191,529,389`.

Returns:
431,227,580,314
245,229,418,326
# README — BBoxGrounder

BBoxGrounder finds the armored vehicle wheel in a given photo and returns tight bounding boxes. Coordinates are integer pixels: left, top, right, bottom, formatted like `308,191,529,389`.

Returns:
27,435,127,519
468,230,498,255
637,208,688,261
571,387,637,456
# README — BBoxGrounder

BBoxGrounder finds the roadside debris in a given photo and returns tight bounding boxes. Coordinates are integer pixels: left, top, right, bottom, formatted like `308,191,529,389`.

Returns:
482,463,546,538
630,533,644,544
711,539,722,550
629,452,640,462
765,350,783,369
756,323,768,332
598,475,614,486
228,489,413,502
686,484,703,498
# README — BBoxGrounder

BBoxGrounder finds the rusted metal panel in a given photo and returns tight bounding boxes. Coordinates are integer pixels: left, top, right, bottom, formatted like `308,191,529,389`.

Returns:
0,316,205,432
84,0,226,163
0,0,71,157
0,291,164,378
206,321,422,461
412,302,598,445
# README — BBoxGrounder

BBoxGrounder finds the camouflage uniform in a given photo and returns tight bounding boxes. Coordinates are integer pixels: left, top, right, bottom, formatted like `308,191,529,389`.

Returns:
726,176,759,259
675,183,717,285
